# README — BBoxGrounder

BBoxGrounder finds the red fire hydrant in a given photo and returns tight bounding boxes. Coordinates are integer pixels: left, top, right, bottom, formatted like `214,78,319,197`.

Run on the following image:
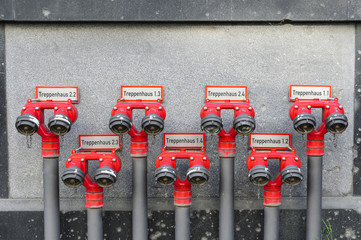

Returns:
155,148,210,240
247,148,303,240
289,97,348,240
62,149,121,240
109,98,166,240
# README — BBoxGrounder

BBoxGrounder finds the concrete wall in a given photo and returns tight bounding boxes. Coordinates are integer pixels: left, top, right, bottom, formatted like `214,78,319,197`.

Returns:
2,23,359,239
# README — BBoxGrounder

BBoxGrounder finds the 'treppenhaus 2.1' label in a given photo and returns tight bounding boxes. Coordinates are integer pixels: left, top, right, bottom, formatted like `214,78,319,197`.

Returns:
289,85,331,101
36,86,79,103
249,133,291,149
121,86,163,101
163,133,205,149
205,86,247,101
79,135,121,151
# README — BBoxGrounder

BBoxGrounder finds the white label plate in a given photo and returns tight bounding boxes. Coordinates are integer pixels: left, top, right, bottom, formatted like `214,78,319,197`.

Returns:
205,86,247,101
289,85,331,101
121,86,163,101
79,135,121,150
163,133,205,149
36,86,79,103
249,133,291,149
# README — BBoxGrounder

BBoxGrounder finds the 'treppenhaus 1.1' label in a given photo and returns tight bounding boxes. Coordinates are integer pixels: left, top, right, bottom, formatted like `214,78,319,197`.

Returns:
289,85,331,101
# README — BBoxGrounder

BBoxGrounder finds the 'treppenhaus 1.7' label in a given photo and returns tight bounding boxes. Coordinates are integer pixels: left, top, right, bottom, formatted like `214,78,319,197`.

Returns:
121,86,163,101
289,85,331,101
36,86,79,103
205,86,247,101
79,135,121,150
249,133,291,149
163,133,205,149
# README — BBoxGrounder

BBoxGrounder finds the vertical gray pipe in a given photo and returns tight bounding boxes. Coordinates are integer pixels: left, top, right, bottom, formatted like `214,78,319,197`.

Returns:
264,206,280,240
87,208,103,240
175,206,190,240
306,156,323,240
219,157,234,240
43,157,60,240
132,157,148,240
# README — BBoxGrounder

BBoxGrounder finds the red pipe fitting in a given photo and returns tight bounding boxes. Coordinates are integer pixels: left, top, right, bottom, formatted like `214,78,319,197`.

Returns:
174,177,192,207
84,175,104,208
62,150,121,208
246,149,303,187
16,99,78,157
289,98,347,156
155,149,210,186
263,175,283,207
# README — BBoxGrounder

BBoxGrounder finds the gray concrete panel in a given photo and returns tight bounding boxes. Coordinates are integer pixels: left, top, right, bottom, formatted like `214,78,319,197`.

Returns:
5,24,355,206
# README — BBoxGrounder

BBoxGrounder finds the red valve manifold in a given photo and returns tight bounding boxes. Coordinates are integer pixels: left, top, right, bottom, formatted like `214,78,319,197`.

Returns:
289,98,344,156
200,100,255,157
65,150,121,208
155,149,210,172
20,99,78,157
111,100,166,157
155,149,210,207
247,149,301,207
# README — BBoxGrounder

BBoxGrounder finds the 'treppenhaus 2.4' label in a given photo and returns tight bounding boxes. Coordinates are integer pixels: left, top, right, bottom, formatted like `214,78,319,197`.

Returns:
205,86,247,101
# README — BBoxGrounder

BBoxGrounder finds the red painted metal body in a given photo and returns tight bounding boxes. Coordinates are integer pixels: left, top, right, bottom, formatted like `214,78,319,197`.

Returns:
110,99,166,157
200,100,255,157
155,149,210,207
289,98,344,156
246,149,301,172
20,99,78,157
155,148,210,170
65,150,121,208
247,149,301,206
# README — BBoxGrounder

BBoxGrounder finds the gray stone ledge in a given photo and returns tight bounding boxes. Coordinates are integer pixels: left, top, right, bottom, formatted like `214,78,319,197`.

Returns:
1,196,360,211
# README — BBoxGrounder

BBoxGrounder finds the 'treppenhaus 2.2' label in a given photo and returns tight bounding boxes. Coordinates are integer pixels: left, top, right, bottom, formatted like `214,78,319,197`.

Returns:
36,86,79,103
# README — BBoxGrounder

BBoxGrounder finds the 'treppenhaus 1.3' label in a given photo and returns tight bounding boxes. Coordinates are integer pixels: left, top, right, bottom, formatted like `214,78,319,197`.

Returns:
121,86,163,101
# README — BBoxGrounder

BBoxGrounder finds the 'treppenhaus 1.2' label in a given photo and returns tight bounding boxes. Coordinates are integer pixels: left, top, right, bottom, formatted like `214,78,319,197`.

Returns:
249,133,291,149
